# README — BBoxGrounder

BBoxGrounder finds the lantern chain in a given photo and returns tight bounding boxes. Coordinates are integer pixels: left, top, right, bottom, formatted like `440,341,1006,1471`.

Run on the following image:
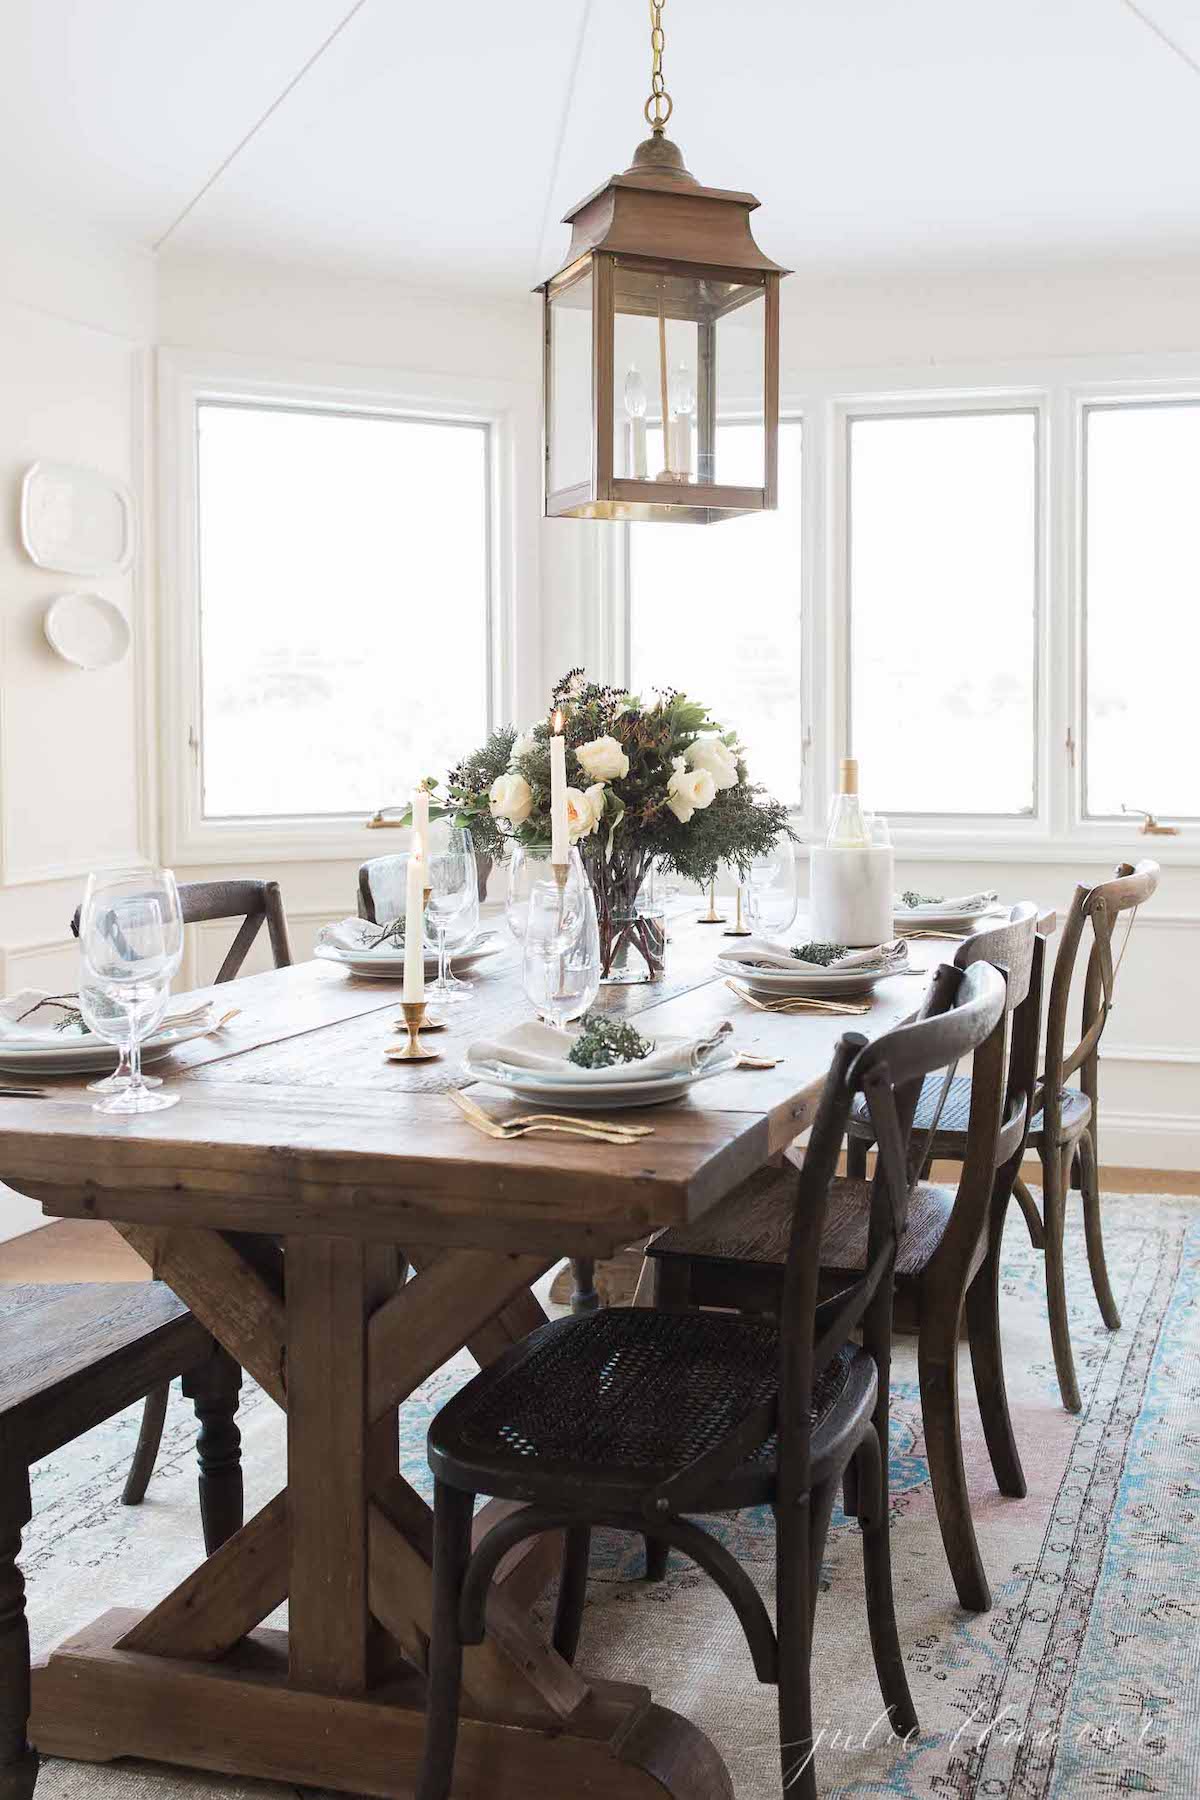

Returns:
644,0,673,132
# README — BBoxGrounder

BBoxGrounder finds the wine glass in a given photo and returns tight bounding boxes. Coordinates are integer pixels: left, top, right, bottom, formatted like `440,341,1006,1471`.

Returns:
78,869,184,1114
79,980,163,1094
426,827,477,1005
521,883,599,1032
504,845,588,946
746,838,798,940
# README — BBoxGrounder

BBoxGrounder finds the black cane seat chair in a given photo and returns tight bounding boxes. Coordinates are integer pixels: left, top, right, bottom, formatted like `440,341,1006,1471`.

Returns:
415,958,1009,1800
431,1309,864,1513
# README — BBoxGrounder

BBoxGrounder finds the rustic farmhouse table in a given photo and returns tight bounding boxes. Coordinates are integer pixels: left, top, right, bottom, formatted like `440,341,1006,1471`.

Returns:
0,919,961,1800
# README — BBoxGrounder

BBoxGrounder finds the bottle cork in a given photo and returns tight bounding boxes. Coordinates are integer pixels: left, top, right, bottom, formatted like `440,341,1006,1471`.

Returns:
839,757,859,796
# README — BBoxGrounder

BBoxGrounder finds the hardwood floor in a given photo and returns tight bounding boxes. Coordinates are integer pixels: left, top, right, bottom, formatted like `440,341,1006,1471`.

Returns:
0,1220,149,1285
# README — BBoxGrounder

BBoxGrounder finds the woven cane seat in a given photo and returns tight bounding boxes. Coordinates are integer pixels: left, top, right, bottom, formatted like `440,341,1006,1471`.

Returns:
649,1173,955,1283
849,1072,1091,1150
428,1308,870,1511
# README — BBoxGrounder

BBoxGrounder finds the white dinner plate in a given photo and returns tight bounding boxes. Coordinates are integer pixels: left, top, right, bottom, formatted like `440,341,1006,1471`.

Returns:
314,934,503,980
893,905,1001,931
0,1017,216,1075
716,950,907,998
44,592,132,670
461,1051,739,1109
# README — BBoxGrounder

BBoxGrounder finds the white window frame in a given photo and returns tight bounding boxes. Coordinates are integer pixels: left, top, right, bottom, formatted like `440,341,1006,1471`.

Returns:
616,351,1200,866
158,348,540,865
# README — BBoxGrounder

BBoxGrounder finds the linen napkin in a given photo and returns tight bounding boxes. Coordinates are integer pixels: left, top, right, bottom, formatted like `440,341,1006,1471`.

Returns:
467,1019,733,1084
0,989,213,1044
723,938,907,975
319,917,420,955
893,890,998,915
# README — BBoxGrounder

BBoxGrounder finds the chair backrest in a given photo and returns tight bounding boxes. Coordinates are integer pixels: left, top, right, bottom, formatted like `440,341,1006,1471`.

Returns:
775,959,1008,1507
951,901,1040,1190
1041,860,1160,1155
358,856,408,925
71,879,292,984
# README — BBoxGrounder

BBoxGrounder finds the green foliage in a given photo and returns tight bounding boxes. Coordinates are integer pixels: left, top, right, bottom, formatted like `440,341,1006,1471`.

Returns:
566,1012,652,1070
790,942,848,966
899,889,942,908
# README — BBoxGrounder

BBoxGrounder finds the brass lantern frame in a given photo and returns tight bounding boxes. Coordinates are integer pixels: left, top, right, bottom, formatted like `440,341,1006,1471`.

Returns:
538,138,789,524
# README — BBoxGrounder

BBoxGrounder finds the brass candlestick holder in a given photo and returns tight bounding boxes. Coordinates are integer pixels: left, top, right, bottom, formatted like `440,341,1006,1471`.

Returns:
697,878,727,924
723,886,752,937
393,999,441,1061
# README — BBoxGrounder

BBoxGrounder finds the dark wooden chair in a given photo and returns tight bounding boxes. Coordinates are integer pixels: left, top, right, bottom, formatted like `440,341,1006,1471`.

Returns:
358,854,490,922
0,1285,242,1800
646,904,1040,1615
68,877,291,1503
846,861,1159,1414
414,960,1008,1800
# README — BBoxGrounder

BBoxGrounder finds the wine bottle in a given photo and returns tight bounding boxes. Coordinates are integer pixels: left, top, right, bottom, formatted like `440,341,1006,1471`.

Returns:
826,757,869,848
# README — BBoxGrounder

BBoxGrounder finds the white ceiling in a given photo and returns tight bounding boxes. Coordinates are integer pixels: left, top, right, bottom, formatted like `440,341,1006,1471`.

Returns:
5,0,1200,290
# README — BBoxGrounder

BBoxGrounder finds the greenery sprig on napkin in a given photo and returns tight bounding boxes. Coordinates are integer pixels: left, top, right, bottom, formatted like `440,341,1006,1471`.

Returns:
567,1013,652,1070
789,942,849,967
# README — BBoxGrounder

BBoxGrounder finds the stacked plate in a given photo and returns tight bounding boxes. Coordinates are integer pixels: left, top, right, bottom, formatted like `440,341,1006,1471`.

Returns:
315,923,503,982
718,939,909,999
0,1010,218,1076
893,895,1002,932
462,1022,737,1110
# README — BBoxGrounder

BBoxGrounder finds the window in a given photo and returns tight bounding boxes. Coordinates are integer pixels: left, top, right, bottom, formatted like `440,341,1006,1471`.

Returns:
1084,402,1200,821
194,402,490,820
848,410,1038,817
628,420,803,801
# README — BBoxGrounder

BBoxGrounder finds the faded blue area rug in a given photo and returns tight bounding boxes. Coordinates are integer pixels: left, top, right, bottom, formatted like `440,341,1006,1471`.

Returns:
20,1193,1200,1799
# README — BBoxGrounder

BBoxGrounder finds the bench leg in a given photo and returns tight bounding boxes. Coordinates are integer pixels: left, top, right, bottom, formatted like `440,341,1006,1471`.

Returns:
183,1346,243,1556
0,1471,37,1800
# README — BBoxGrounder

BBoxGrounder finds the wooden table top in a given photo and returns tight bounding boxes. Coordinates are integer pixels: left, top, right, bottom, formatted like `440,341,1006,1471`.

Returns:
0,912,1041,1257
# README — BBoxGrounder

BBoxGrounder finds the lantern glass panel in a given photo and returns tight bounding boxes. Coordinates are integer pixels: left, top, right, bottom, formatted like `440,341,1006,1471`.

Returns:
548,268,594,495
611,281,700,482
712,284,766,488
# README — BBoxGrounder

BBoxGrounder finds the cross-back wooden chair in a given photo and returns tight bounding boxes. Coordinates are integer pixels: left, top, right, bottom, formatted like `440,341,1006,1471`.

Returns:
647,904,1040,1614
414,960,1007,1800
1015,859,1159,1410
66,877,292,1504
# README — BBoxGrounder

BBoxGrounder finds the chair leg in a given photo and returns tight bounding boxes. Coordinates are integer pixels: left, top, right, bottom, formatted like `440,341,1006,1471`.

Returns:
1011,1174,1045,1249
806,1477,839,1630
121,1382,170,1506
918,1303,991,1612
417,1482,475,1800
552,1525,591,1664
567,1258,601,1315
643,1536,670,1582
1079,1129,1120,1331
1042,1145,1082,1413
854,1424,918,1739
846,1134,869,1180
182,1347,244,1555
965,1198,1026,1499
774,1495,817,1800
0,1472,37,1800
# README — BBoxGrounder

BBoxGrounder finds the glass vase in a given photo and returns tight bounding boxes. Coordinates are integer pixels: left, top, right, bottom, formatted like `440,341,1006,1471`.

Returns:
581,845,667,986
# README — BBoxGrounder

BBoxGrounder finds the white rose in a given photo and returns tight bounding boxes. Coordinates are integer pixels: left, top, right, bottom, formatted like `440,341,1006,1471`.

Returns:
687,736,739,791
511,727,539,761
575,734,630,783
564,786,603,842
666,764,716,823
488,770,533,827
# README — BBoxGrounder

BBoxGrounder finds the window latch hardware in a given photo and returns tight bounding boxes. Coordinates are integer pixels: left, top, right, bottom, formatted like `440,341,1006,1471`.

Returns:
1065,727,1076,768
187,725,199,759
1120,803,1179,838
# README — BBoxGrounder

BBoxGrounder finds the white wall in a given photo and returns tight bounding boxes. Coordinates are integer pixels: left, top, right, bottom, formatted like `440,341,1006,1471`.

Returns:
0,209,155,1239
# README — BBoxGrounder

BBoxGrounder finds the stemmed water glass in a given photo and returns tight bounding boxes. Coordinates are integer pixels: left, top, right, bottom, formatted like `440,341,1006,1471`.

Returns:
78,868,184,1114
504,845,588,946
521,882,600,1032
426,827,478,1006
745,837,798,940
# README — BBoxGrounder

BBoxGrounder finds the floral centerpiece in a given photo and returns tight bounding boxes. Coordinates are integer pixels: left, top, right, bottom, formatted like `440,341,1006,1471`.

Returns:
418,670,793,982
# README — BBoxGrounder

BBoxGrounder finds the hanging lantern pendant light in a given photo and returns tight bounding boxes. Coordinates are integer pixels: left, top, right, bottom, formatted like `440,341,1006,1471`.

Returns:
538,0,789,523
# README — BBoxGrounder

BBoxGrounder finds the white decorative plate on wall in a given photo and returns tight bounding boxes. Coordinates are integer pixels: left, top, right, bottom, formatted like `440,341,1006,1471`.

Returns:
20,460,136,576
43,592,132,670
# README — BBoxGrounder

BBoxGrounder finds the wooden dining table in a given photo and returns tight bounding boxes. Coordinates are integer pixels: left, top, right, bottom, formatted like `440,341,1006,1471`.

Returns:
0,915,980,1800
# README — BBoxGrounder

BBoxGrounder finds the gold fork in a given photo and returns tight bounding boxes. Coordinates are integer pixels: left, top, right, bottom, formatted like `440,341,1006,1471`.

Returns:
450,1089,650,1146
723,979,871,1017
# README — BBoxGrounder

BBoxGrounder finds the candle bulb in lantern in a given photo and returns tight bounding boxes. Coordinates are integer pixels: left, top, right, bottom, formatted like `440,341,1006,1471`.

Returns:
623,366,648,479
670,362,695,482
412,784,430,867
550,710,568,867
403,849,425,1003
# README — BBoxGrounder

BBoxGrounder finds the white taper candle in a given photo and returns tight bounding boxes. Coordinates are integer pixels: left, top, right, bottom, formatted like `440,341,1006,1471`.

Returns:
403,850,425,1002
412,785,430,866
550,712,568,866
